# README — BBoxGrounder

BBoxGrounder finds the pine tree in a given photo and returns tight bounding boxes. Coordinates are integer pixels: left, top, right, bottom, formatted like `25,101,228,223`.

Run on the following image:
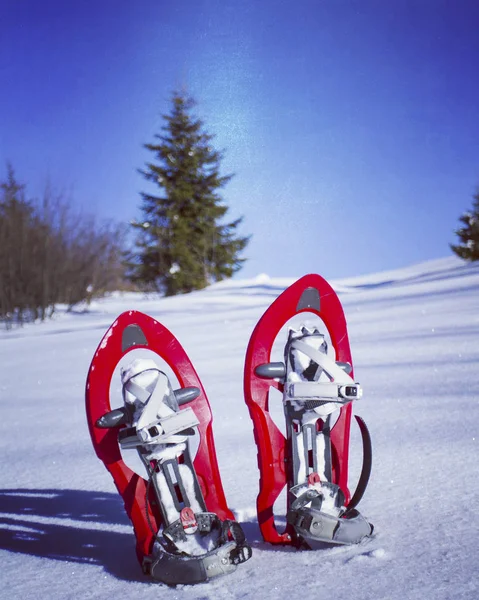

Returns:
451,190,479,261
129,92,250,296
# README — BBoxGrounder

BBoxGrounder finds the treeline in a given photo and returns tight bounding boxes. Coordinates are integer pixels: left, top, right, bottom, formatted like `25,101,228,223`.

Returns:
1,91,253,327
0,166,126,327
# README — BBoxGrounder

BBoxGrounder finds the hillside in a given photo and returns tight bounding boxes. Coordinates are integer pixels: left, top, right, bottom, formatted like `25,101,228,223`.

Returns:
1,256,478,599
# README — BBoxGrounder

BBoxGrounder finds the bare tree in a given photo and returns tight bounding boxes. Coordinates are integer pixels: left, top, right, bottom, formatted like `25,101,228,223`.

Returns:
0,166,128,327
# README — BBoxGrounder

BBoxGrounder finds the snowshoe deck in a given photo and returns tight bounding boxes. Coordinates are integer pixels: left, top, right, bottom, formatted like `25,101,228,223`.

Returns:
85,311,238,577
244,274,372,545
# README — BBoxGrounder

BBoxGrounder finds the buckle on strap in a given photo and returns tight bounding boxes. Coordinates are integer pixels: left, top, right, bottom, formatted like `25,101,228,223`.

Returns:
286,381,362,402
164,512,220,544
118,407,199,448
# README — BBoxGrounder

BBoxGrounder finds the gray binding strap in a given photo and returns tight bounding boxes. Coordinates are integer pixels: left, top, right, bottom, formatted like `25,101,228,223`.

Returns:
146,542,238,585
145,519,252,584
287,485,371,546
303,424,318,473
161,459,194,513
287,505,372,545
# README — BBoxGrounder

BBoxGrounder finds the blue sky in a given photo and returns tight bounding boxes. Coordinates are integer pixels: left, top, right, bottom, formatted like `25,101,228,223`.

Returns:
1,1,478,280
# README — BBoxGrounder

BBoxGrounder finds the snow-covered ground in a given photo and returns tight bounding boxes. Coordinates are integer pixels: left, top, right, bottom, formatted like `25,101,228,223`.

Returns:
1,256,478,600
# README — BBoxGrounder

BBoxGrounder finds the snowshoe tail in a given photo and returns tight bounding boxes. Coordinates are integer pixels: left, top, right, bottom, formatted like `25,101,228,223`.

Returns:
244,274,373,546
86,311,251,584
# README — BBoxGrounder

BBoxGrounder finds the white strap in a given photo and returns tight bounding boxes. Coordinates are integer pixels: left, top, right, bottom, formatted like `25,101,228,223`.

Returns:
124,379,150,403
291,340,354,384
124,371,199,446
126,372,174,430
288,381,342,399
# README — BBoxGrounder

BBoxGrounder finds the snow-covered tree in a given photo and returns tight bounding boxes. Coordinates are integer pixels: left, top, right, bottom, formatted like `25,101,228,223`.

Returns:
128,91,250,296
451,190,479,261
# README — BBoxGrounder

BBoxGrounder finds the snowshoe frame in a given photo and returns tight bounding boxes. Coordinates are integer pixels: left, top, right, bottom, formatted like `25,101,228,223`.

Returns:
244,274,372,545
85,310,234,567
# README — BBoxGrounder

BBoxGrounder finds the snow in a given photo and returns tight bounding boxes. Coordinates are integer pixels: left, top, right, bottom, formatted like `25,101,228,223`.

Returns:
1,255,479,599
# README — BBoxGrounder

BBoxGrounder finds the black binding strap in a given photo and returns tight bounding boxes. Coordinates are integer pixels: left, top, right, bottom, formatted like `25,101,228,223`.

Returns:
346,415,372,511
221,519,252,565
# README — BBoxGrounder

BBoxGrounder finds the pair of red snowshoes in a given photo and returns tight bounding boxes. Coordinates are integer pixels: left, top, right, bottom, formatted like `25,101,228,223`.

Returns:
85,274,373,585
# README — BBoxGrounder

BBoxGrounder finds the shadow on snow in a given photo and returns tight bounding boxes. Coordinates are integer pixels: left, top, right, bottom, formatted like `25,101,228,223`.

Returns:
0,487,308,579
0,488,147,583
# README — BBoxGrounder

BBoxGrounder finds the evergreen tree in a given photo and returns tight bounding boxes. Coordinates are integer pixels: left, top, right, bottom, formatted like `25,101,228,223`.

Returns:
129,92,250,295
451,190,479,261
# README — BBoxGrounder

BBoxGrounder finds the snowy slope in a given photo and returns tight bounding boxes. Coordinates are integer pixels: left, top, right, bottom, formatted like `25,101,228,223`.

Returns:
1,256,478,600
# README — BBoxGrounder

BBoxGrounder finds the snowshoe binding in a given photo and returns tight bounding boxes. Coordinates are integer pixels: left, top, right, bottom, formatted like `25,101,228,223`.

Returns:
86,311,251,585
244,274,373,547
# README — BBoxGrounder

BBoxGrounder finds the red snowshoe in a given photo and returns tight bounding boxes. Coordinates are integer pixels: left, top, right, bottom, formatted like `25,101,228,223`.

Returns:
244,274,373,546
85,311,251,585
